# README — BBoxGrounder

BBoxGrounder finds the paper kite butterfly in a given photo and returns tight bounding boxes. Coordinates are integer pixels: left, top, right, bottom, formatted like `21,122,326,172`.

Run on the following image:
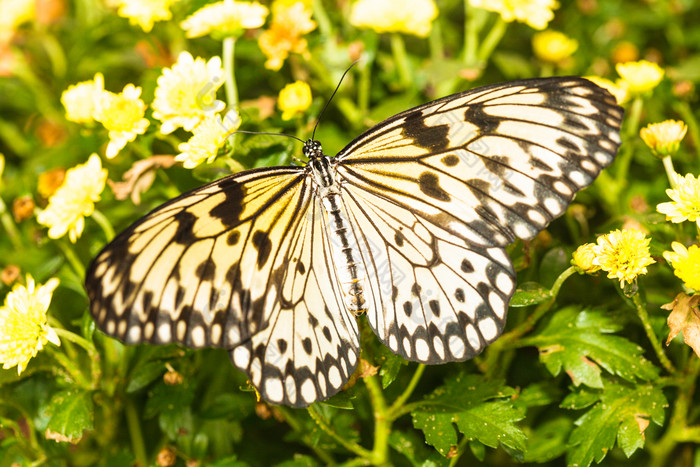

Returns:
85,77,624,407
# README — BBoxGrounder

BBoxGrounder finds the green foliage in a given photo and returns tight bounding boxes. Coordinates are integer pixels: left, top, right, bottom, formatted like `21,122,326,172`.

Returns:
1,0,700,466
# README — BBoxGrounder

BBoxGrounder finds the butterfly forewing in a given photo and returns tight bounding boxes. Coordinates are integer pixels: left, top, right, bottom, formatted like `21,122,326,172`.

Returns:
86,76,623,407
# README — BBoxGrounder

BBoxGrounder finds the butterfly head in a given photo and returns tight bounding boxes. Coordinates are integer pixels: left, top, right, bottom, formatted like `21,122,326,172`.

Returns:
303,139,325,160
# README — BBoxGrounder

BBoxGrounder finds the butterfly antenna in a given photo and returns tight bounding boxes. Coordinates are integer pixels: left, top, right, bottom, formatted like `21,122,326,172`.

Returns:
228,129,305,144
311,60,360,141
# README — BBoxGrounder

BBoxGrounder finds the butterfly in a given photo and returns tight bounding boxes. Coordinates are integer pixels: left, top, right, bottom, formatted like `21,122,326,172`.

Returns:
85,76,623,407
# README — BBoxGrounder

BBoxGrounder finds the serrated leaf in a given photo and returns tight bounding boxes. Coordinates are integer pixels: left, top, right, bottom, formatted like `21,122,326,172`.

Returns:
411,374,525,457
388,430,448,467
510,282,552,307
524,307,659,387
566,382,667,467
43,389,94,443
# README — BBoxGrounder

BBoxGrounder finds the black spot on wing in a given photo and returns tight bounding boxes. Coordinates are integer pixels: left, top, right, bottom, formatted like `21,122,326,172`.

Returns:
209,179,246,227
441,154,460,167
402,114,449,151
394,230,405,247
226,230,240,245
278,339,288,354
252,230,272,268
461,259,474,273
418,172,451,202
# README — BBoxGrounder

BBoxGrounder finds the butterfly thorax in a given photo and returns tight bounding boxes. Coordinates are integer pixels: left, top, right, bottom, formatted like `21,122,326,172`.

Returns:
305,139,368,315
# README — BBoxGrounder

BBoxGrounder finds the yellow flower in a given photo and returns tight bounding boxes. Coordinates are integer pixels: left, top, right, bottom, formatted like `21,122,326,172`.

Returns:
0,0,35,36
258,1,316,71
60,73,105,124
107,0,179,32
0,275,60,374
657,173,700,228
152,52,226,134
572,243,600,274
93,84,149,158
663,243,700,291
640,120,687,157
349,0,438,37
278,81,312,120
592,229,655,286
532,30,577,63
584,76,629,105
469,0,559,30
616,60,664,95
181,0,268,39
37,154,107,242
176,110,241,168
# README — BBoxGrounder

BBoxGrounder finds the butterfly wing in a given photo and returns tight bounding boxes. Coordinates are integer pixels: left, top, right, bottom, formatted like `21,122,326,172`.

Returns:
86,167,359,406
335,77,623,363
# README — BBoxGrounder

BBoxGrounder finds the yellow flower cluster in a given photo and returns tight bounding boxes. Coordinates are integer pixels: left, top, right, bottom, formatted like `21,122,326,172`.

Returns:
61,74,148,158
350,0,438,38
37,154,107,242
573,230,655,287
107,0,180,32
657,173,700,228
0,275,60,374
61,73,105,124
640,120,687,157
532,30,577,63
176,110,241,168
93,84,150,158
181,0,268,39
152,52,226,134
470,0,559,31
258,0,316,71
587,60,665,105
664,243,700,292
278,81,312,120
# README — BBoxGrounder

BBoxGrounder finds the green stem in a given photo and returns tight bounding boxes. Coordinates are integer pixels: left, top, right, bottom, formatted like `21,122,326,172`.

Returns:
223,36,238,108
631,293,675,374
429,18,444,61
50,349,92,389
388,364,425,418
390,33,412,90
125,397,148,466
463,1,486,66
672,101,700,159
661,156,678,188
364,375,390,465
484,267,577,377
53,327,98,357
91,209,115,242
648,357,700,467
477,16,507,64
306,404,371,459
0,197,23,249
275,406,335,464
56,240,86,278
624,96,644,139
312,0,333,38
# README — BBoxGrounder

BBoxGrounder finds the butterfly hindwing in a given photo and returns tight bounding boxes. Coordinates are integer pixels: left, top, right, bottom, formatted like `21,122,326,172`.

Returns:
339,182,515,363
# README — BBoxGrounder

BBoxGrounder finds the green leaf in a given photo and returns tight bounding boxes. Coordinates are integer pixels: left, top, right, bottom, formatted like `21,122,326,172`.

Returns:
126,360,166,393
510,282,552,307
411,374,525,457
388,430,449,467
566,381,668,466
524,307,659,387
522,417,573,463
43,389,94,443
514,382,562,409
144,379,196,439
